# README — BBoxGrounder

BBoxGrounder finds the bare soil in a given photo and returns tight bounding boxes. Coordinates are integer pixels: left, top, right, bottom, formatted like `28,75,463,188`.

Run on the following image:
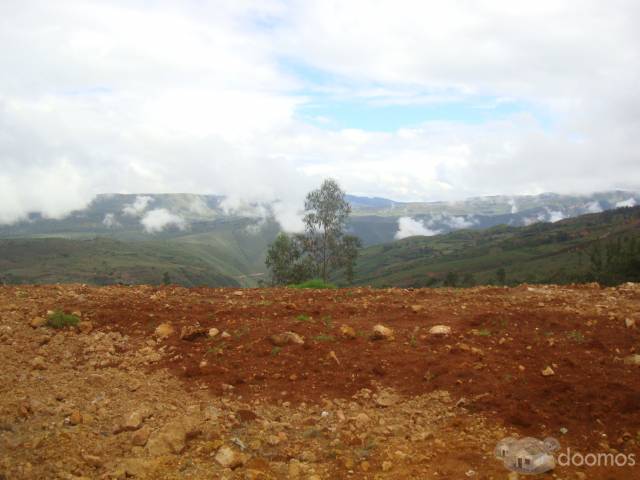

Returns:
1,283,639,479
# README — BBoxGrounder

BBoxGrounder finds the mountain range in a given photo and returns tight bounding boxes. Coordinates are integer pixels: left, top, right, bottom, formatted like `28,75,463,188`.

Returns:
0,190,638,287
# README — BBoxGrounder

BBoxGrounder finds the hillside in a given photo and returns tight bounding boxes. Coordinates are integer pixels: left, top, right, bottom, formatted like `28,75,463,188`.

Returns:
349,206,640,287
2,283,639,478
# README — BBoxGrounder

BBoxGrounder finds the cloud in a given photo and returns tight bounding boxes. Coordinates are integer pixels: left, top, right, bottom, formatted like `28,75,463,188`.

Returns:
616,197,637,207
122,195,153,217
102,213,120,228
140,208,187,233
0,1,639,225
395,217,441,239
584,200,603,213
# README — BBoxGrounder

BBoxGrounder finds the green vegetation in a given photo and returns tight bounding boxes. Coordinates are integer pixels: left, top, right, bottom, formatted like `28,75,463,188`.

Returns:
345,206,640,288
46,311,80,329
290,279,337,289
270,346,282,356
312,334,335,342
265,179,361,285
295,314,312,322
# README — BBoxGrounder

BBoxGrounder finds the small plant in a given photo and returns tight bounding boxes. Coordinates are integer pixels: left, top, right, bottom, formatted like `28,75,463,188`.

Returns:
207,341,226,355
296,314,313,323
475,328,492,337
321,315,333,329
567,330,585,343
271,346,282,356
289,279,337,289
313,334,335,342
410,334,418,348
46,311,80,329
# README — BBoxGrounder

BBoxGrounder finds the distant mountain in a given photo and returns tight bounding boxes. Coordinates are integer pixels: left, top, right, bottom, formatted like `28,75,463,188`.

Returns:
0,191,638,287
344,206,640,288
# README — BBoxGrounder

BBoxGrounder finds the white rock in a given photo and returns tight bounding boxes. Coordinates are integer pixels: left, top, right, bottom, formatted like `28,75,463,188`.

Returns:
429,325,452,336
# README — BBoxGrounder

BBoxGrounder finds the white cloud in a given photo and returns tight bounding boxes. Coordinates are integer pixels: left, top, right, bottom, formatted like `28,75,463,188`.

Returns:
122,195,153,217
140,208,187,233
102,213,120,228
395,217,441,239
584,200,603,213
0,1,639,225
616,197,637,208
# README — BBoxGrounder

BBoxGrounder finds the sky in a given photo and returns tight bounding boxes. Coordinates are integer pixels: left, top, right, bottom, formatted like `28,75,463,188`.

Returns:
1,0,640,225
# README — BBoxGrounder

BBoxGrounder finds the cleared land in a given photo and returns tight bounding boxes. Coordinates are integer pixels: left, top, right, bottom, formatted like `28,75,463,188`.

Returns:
1,284,639,479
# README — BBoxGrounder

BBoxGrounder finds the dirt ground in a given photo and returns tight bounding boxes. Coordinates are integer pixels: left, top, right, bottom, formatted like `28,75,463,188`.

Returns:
1,283,639,479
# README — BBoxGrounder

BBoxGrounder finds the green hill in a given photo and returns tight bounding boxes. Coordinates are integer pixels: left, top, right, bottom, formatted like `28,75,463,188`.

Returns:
345,207,640,287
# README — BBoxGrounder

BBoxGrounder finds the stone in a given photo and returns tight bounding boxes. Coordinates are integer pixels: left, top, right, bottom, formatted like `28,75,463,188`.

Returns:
180,324,207,341
30,316,46,328
288,460,301,478
78,321,93,334
215,445,245,469
410,305,424,312
146,420,196,455
115,410,147,433
269,332,305,346
208,327,220,338
340,325,356,339
429,325,452,336
371,324,394,340
623,354,640,366
375,391,399,407
541,366,555,376
69,410,83,426
221,331,231,339
382,461,393,471
625,318,636,328
354,413,371,426
82,454,102,468
131,426,151,446
31,356,46,370
154,323,174,339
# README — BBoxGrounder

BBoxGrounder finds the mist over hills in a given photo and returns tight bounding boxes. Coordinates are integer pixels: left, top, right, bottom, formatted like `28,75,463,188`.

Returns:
0,190,638,287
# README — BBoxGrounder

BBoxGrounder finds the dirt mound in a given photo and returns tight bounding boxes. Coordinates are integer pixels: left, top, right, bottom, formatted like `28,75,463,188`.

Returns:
1,283,639,478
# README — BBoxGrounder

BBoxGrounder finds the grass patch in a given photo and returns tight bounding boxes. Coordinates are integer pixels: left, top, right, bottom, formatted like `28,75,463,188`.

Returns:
289,279,337,289
474,328,492,337
270,346,282,356
313,334,335,342
46,311,80,329
321,315,333,329
566,330,585,343
296,314,312,323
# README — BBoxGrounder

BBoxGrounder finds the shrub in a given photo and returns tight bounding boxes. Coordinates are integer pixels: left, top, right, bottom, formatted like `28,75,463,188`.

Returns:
289,279,337,289
46,311,80,329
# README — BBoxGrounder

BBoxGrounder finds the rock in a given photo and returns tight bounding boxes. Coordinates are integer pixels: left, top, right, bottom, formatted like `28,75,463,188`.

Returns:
30,316,46,328
78,321,93,334
82,453,102,468
328,351,340,365
269,331,305,346
208,327,220,338
541,366,555,376
115,410,147,433
288,460,301,479
215,445,246,469
69,410,83,425
371,324,394,340
410,305,424,312
625,318,636,328
31,356,46,370
340,325,356,339
375,391,399,407
508,472,519,480
180,324,207,341
146,420,198,455
131,426,151,446
354,413,371,426
623,354,640,366
429,325,451,336
220,330,231,339
154,323,174,339
382,461,393,471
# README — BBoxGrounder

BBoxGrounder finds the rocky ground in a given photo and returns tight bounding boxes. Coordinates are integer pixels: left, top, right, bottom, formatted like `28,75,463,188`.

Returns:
1,283,639,479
